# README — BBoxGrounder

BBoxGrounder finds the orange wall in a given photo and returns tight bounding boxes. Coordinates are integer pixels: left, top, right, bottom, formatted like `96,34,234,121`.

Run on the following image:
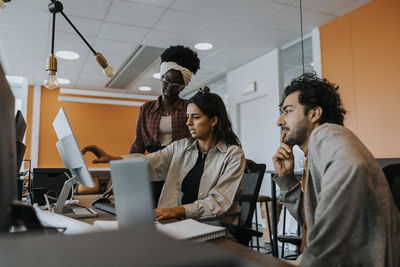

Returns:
37,87,142,168
320,0,400,158
24,85,34,169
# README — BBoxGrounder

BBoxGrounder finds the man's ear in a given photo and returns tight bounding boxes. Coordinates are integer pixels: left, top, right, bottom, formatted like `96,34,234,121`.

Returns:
310,106,322,124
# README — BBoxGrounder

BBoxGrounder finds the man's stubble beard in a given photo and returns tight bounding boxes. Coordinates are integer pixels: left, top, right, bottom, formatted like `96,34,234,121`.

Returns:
284,116,310,147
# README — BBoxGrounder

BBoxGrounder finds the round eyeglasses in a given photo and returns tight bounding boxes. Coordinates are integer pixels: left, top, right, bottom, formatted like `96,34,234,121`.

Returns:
161,78,185,90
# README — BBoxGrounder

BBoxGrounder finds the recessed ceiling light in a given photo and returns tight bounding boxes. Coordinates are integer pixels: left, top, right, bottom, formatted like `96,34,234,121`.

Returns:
153,72,161,79
139,86,151,91
194,43,213,51
55,50,80,60
57,78,70,85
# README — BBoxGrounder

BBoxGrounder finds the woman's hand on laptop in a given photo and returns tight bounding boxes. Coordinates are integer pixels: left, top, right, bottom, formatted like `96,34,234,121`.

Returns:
154,206,186,221
81,145,122,164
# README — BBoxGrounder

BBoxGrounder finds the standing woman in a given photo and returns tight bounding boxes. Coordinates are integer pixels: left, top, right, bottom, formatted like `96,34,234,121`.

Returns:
83,88,245,225
130,45,200,154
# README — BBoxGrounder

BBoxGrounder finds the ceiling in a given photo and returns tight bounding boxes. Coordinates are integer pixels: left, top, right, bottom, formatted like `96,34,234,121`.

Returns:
0,0,370,97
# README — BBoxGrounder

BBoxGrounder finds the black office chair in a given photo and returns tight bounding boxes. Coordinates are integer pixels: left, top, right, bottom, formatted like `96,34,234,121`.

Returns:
224,162,266,247
151,180,165,209
277,206,302,259
277,171,304,259
382,163,400,211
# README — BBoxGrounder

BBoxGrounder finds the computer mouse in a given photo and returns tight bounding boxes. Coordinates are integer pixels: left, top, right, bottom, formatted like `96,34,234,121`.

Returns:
92,197,111,206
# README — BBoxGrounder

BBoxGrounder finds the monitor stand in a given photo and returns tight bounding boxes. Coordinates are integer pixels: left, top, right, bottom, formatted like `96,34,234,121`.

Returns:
51,172,97,218
53,175,77,213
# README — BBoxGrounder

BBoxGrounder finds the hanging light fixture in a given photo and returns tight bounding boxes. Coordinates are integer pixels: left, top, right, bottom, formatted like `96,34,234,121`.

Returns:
44,0,114,89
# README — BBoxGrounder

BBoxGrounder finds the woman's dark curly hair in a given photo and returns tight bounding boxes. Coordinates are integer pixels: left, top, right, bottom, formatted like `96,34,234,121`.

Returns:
281,72,346,125
160,45,200,74
188,87,241,147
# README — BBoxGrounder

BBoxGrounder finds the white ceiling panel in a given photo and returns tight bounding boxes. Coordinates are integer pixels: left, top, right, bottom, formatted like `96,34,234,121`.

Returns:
170,0,233,18
234,26,295,48
333,0,371,17
97,22,149,43
273,0,297,4
196,18,256,43
94,39,139,57
0,7,49,32
55,15,103,38
8,0,50,12
141,29,192,48
219,0,287,25
154,10,210,35
201,55,246,70
103,54,128,71
0,26,48,47
56,57,88,72
106,0,165,28
58,0,112,20
0,0,370,93
125,0,174,8
55,32,97,53
264,6,336,33
292,0,361,14
2,41,47,60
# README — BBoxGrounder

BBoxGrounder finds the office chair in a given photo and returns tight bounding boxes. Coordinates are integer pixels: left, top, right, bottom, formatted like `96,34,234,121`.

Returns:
277,206,302,259
223,161,266,247
382,163,400,211
151,180,165,209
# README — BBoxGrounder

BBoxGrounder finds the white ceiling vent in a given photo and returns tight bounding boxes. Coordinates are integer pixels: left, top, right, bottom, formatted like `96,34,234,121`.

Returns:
106,45,164,89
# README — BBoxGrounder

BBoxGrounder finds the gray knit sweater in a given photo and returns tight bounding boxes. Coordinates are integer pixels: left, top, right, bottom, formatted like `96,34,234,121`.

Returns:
274,123,400,267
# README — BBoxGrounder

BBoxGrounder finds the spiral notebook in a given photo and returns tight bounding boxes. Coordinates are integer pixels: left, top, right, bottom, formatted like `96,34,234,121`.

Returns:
155,219,226,243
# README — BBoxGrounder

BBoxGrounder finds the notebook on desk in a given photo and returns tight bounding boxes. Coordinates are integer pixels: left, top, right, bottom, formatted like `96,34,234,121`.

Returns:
155,219,226,243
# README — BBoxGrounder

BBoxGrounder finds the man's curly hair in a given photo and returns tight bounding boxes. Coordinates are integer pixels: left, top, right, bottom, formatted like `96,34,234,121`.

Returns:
281,72,346,125
160,45,200,74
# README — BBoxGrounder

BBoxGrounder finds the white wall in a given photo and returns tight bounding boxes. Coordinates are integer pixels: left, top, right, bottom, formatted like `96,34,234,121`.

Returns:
227,49,281,197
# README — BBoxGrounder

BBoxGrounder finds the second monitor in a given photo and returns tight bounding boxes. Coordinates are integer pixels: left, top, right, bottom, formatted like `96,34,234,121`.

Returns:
52,107,95,214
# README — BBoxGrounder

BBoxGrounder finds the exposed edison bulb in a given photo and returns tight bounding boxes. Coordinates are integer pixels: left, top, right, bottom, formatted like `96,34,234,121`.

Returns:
103,65,114,77
43,75,58,89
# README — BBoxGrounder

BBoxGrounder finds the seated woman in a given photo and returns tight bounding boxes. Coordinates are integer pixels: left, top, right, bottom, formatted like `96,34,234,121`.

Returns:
82,88,245,225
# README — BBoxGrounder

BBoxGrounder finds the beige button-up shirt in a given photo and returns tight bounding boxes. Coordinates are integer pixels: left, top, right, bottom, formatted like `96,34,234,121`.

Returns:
123,138,245,225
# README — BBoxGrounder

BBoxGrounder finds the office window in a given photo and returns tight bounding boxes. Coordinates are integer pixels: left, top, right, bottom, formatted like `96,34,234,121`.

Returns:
280,37,314,99
7,75,28,118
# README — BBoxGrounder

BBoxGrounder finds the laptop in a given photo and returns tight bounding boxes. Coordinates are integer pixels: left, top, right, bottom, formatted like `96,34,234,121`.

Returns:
109,158,155,227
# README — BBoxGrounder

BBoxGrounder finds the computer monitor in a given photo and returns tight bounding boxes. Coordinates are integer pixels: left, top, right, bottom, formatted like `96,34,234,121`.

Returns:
15,110,27,172
15,110,26,143
0,62,17,233
52,107,95,213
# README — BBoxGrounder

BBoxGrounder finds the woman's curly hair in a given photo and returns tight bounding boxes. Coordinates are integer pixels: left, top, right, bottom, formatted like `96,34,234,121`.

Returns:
160,45,200,74
281,72,346,125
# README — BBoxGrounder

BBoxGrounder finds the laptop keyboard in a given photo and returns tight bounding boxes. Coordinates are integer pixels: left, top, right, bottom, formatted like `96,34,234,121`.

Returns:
94,202,116,215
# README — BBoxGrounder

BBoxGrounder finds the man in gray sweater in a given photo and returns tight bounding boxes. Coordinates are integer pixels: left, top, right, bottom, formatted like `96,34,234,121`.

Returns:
272,73,400,266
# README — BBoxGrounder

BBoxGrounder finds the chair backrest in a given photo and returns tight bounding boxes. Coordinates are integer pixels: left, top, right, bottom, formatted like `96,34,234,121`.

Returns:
382,163,400,211
238,162,266,228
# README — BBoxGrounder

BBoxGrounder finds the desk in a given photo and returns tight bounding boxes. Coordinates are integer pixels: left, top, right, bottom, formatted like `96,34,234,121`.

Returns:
75,195,289,267
266,170,302,257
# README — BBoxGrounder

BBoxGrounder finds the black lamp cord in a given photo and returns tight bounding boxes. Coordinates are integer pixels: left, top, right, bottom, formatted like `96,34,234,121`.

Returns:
299,0,305,74
49,0,97,55
51,12,55,54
